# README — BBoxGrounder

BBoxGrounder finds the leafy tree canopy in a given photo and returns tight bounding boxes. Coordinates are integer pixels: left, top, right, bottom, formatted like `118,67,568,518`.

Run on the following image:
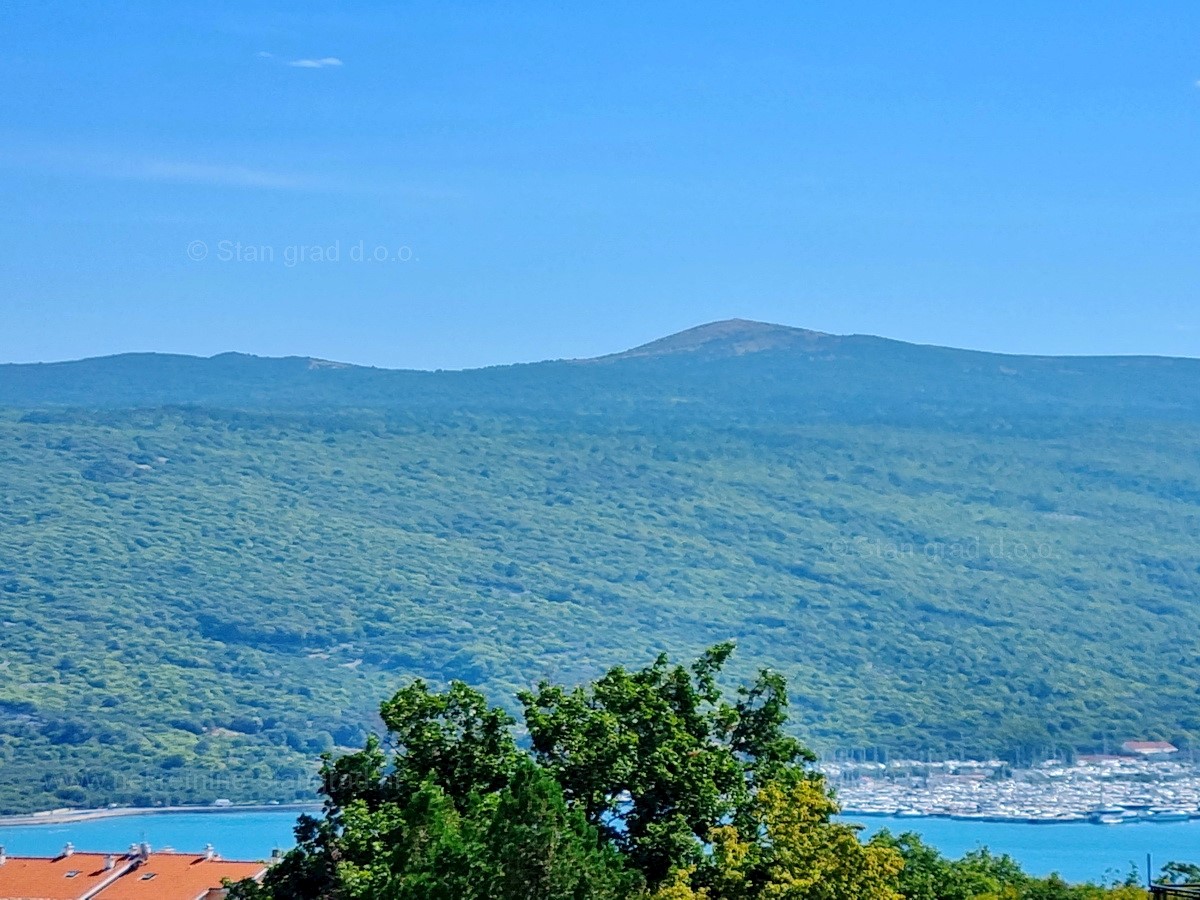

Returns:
230,648,1158,900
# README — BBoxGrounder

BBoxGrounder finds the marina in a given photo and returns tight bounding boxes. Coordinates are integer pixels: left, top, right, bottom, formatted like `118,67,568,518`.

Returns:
829,754,1200,825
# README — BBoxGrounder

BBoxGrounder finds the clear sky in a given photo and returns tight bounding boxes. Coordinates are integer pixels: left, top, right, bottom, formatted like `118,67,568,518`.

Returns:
3,2,1199,369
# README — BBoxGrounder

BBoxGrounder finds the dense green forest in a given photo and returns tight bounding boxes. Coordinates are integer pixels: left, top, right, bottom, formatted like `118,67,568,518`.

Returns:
0,321,1198,812
225,647,1153,899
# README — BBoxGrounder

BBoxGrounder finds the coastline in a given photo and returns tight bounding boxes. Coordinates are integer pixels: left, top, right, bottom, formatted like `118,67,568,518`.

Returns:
2,805,1192,885
841,809,1199,826
0,802,320,828
5,803,1194,830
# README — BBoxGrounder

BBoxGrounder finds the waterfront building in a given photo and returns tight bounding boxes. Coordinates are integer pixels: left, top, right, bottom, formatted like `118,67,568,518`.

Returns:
1122,741,1180,759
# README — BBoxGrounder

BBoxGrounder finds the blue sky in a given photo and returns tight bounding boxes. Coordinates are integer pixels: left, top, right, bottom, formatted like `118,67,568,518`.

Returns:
3,2,1199,368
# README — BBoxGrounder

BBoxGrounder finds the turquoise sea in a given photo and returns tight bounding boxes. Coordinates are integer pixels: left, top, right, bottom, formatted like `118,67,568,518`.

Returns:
0,811,300,863
848,815,1197,884
0,810,1196,884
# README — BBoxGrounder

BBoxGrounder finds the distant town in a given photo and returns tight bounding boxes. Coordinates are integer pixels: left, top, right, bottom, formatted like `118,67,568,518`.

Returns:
826,741,1200,825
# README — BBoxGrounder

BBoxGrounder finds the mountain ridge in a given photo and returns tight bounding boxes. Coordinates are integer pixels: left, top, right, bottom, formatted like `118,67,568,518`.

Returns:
591,318,840,361
2,319,1197,422
3,319,1199,372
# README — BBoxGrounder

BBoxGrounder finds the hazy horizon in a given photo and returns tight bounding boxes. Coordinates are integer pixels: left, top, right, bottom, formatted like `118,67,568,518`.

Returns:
5,4,1199,369
6,316,1200,370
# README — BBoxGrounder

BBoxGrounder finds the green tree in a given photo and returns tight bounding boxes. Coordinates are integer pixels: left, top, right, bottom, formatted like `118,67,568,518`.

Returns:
375,679,522,811
250,763,637,900
704,776,903,900
869,830,1147,900
1159,861,1200,885
519,642,813,888
225,814,339,900
477,760,642,900
233,678,634,900
229,646,1151,900
336,782,472,900
870,830,962,900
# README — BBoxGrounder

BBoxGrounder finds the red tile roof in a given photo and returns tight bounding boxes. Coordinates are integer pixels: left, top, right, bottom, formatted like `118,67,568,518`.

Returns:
0,851,265,900
95,853,265,900
0,852,130,899
1121,740,1179,754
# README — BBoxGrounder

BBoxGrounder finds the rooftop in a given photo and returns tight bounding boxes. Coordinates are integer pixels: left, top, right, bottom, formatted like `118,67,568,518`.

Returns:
0,847,265,900
0,851,125,900
1122,741,1179,754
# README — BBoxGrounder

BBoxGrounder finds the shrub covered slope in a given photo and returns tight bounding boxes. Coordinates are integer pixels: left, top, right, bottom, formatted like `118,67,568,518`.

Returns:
0,320,1197,811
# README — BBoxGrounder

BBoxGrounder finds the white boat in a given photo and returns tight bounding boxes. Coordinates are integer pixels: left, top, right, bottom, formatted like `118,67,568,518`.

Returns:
1149,810,1190,822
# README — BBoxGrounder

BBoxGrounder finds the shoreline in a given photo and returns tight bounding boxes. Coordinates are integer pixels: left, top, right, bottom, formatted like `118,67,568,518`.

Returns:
5,804,1191,830
841,809,1200,827
0,802,320,828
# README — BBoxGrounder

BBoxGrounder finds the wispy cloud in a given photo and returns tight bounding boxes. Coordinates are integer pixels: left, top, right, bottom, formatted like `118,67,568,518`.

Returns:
255,51,343,69
288,57,343,69
134,159,316,190
0,146,460,200
0,147,321,191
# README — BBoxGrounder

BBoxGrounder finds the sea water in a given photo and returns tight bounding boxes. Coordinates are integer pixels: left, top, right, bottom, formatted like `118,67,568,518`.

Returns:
1,810,1197,884
849,815,1198,884
0,811,299,862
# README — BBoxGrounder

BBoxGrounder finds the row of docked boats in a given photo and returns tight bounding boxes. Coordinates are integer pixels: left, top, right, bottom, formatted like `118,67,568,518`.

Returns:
832,756,1200,825
845,803,1198,825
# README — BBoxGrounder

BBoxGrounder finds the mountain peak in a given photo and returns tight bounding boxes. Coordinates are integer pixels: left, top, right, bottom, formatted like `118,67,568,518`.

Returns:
602,319,834,361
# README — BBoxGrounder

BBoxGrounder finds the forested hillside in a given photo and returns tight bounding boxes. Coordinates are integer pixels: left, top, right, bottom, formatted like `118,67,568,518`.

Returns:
0,320,1197,812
